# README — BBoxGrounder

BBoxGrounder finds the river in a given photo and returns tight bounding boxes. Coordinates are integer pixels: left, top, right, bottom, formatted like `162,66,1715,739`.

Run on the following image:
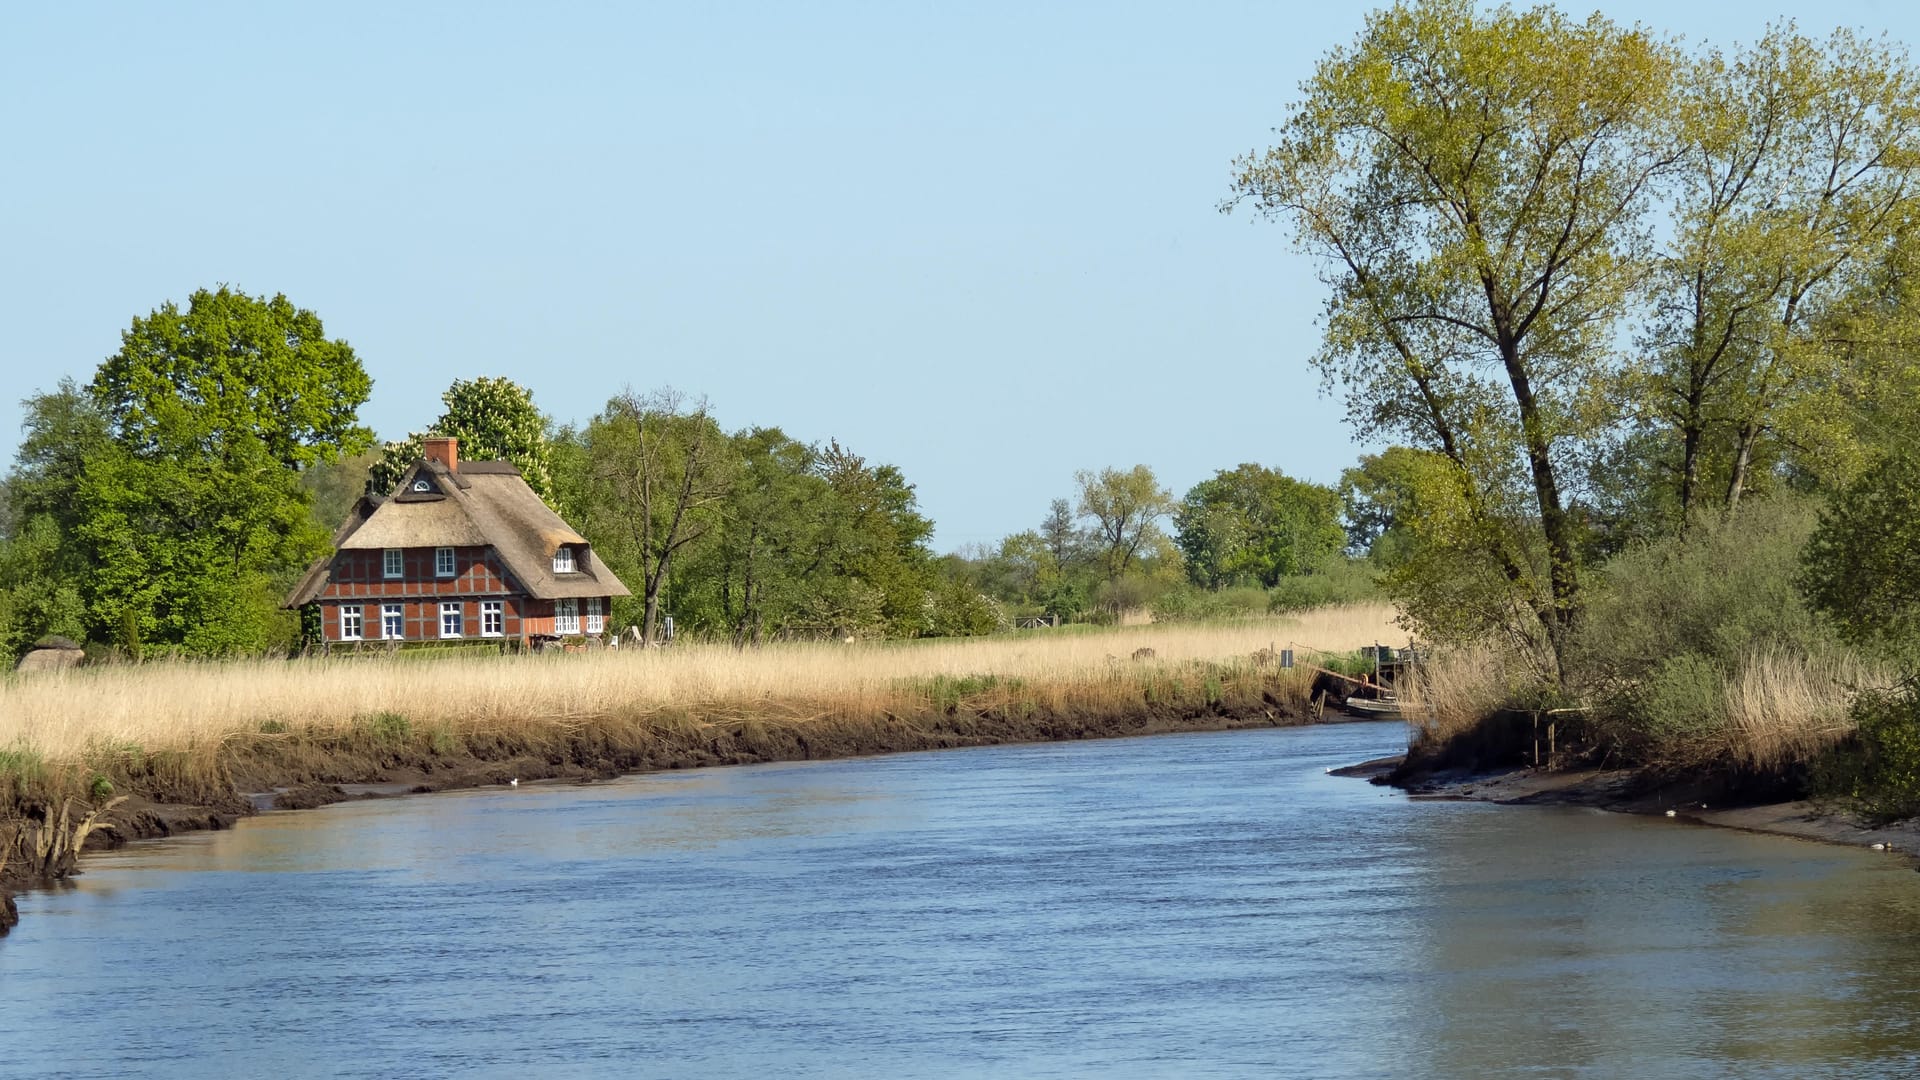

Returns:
3,721,1919,1078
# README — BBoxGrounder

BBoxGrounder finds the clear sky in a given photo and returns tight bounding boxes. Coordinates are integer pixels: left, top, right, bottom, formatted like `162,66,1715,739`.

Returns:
5,1,1918,549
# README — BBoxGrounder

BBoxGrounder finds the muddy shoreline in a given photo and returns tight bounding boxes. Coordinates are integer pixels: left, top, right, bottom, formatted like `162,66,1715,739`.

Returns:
1338,754,1920,854
1,698,1321,936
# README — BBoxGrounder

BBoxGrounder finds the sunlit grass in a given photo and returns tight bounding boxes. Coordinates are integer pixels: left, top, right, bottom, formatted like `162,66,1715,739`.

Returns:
1,605,1401,785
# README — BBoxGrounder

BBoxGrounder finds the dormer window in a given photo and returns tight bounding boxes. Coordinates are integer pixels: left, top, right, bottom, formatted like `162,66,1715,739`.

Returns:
552,546,576,574
411,478,432,493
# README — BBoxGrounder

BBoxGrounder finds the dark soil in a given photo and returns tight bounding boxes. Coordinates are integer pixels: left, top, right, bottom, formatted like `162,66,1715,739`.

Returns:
1362,750,1920,854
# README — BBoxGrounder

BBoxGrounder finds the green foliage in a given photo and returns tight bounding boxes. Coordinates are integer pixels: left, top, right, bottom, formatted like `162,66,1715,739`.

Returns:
1174,464,1344,588
0,744,47,798
1640,26,1920,516
613,425,941,644
1801,447,1920,653
1231,0,1683,673
1266,558,1381,614
572,390,733,643
1151,584,1269,623
370,376,556,502
1817,686,1920,820
1,289,367,657
918,673,1018,711
92,287,373,471
365,711,412,744
88,774,115,801
925,576,1007,637
1075,465,1173,584
301,449,379,533
1577,494,1843,752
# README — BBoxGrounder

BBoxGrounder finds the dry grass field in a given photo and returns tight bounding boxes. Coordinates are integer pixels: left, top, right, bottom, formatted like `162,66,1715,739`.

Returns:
1,605,1404,797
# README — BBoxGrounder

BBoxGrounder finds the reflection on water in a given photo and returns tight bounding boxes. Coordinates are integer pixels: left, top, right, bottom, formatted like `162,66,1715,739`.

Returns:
4,723,1919,1079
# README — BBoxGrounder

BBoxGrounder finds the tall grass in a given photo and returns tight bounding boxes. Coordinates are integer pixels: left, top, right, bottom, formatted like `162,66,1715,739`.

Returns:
0,606,1400,786
1723,646,1887,771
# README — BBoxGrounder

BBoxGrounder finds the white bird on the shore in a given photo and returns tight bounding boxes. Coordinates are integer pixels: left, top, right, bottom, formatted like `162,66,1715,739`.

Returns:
508,778,519,787
1665,810,1677,817
1872,842,1887,851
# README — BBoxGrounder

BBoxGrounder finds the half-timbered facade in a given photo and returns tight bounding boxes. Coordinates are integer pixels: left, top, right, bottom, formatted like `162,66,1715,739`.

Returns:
286,437,630,647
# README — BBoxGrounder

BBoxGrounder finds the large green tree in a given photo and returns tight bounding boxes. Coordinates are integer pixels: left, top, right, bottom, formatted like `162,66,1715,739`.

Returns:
1174,464,1345,588
65,288,372,654
1641,26,1920,516
91,287,372,470
1229,0,1679,674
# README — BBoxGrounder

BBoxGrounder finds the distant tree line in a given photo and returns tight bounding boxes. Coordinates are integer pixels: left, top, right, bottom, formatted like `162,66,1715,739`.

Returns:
0,288,1381,659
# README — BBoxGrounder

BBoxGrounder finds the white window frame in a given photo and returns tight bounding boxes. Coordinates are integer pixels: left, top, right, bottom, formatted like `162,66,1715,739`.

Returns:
554,598,580,635
585,597,604,635
435,546,456,578
552,546,576,574
481,600,504,638
383,548,403,579
339,606,362,641
382,603,405,640
439,602,464,639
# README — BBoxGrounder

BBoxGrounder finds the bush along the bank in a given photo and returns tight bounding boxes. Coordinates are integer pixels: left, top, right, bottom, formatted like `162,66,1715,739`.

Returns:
1816,684,1920,820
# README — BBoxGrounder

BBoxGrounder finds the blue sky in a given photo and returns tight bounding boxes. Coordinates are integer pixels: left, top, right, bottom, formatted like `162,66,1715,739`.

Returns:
5,1,1918,548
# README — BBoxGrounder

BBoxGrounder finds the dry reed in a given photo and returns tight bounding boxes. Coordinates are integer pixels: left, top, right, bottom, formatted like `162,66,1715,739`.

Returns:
1396,641,1540,747
1,605,1401,771
1722,646,1892,771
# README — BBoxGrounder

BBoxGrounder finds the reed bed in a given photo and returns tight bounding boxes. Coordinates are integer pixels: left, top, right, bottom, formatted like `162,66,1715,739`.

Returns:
1398,636,1895,773
2,605,1401,774
1722,646,1892,772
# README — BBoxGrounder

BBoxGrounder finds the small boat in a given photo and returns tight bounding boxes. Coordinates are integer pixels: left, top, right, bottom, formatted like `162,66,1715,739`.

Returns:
1340,696,1405,719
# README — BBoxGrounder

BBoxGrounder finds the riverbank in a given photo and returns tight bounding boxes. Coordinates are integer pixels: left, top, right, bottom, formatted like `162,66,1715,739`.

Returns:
0,692,1314,935
2,606,1403,935
1338,753,1920,853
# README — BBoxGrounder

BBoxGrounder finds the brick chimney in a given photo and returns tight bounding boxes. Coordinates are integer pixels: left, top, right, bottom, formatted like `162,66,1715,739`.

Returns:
423,436,459,474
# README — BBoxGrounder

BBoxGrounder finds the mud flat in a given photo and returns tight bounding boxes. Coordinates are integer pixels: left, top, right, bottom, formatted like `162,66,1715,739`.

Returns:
1347,753,1920,854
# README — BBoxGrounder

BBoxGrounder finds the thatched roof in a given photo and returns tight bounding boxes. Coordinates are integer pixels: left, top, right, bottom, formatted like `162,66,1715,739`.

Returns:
284,458,630,606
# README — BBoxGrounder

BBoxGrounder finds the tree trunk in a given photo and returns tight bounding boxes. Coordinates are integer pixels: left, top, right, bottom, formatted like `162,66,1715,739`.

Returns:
1498,337,1580,677
1678,380,1707,518
1725,423,1758,512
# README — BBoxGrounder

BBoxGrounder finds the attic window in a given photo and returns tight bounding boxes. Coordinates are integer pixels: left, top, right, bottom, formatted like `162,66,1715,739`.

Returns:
553,547,577,574
411,478,432,493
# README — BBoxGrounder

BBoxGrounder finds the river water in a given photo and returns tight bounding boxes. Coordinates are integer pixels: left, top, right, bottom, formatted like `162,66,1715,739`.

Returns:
4,721,1920,1078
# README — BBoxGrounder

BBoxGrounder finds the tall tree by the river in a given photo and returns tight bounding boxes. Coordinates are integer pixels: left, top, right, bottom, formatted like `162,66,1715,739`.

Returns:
1227,0,1679,676
1643,26,1920,517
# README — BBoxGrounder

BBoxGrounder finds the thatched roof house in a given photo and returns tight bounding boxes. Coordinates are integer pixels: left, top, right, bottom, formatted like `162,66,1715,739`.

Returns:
286,437,629,646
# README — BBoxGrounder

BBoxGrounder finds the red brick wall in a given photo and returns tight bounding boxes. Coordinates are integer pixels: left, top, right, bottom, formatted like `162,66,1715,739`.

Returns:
314,547,616,642
320,592,526,642
316,546,517,602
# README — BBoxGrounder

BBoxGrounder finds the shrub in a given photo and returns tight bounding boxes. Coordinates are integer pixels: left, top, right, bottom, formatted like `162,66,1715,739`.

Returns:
1267,559,1381,613
1817,685,1920,820
366,711,412,743
1152,584,1269,622
1573,493,1860,765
